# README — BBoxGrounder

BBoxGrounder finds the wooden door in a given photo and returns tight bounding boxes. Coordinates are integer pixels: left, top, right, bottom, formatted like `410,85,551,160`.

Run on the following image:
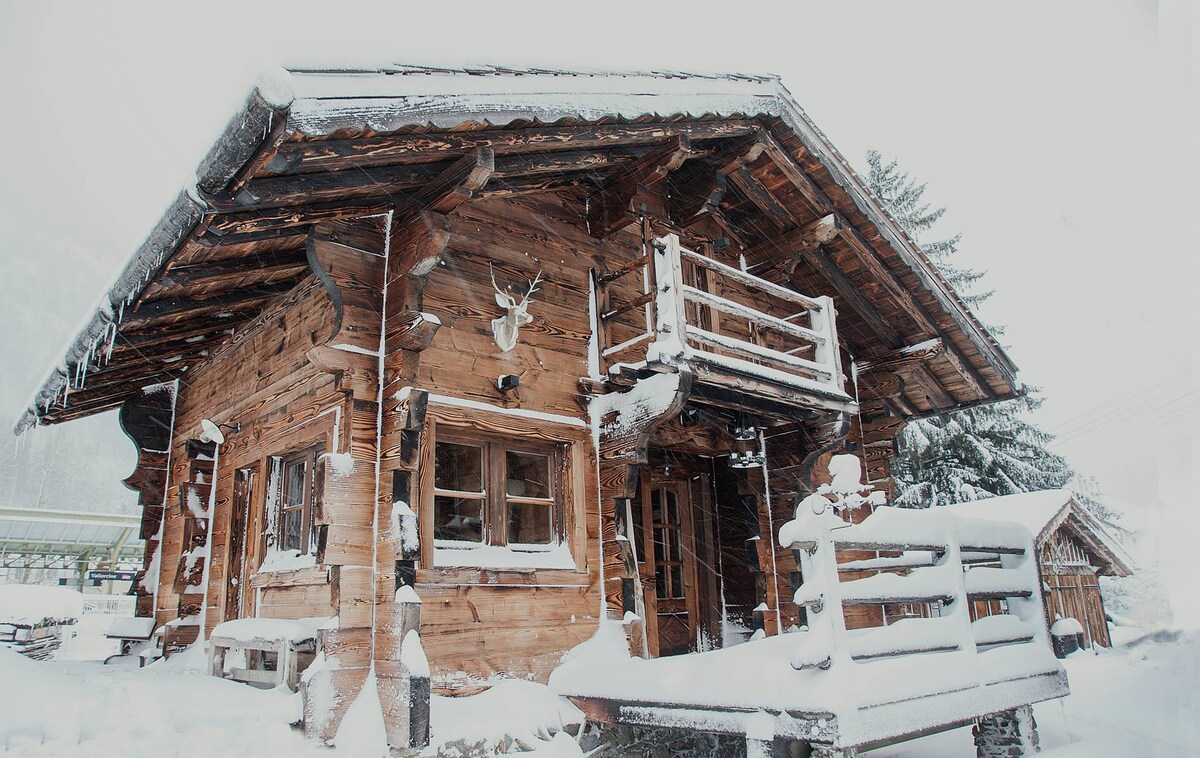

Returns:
638,477,701,657
224,466,256,621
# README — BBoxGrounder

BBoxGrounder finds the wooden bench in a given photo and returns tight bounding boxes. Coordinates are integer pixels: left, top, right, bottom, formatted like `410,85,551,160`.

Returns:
208,618,326,691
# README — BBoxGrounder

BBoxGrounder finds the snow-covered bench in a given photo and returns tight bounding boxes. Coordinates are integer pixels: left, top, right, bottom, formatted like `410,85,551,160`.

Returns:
103,615,157,664
208,617,332,691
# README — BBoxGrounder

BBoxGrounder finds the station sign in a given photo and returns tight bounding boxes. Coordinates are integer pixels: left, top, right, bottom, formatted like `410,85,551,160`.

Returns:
87,570,137,581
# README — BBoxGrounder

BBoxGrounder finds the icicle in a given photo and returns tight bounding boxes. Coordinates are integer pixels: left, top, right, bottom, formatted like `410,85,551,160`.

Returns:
61,381,70,407
105,322,117,363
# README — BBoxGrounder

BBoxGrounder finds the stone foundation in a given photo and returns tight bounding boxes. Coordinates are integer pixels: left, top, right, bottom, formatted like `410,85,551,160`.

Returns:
973,705,1040,757
578,724,855,758
581,724,750,757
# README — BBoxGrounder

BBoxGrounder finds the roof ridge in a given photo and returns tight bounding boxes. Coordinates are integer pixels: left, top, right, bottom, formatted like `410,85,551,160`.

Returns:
281,61,781,83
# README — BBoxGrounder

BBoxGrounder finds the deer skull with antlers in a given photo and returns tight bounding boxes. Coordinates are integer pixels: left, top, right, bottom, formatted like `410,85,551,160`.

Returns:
490,264,543,353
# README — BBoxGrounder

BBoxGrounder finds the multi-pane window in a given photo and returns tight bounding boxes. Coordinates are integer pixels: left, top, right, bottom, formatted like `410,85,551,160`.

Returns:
268,446,321,556
650,487,685,600
433,432,560,548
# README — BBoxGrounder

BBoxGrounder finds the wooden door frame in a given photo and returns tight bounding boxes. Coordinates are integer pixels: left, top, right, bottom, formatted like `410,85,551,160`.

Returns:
637,472,703,657
223,464,258,622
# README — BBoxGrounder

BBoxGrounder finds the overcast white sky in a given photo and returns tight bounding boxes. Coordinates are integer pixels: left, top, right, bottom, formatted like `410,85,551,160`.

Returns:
1,2,1196,612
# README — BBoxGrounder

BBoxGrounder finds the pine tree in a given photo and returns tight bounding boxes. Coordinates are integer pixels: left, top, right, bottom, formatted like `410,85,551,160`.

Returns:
864,151,1075,506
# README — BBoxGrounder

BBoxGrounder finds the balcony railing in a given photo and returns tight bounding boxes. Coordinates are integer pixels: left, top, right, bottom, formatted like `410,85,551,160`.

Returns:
594,234,849,401
779,504,1065,699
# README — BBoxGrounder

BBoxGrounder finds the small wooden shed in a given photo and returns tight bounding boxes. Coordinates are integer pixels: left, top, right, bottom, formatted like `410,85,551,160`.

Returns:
949,490,1134,648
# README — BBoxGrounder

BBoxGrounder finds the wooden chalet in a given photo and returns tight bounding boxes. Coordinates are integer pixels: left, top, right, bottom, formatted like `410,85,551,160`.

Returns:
949,490,1134,650
15,65,1063,756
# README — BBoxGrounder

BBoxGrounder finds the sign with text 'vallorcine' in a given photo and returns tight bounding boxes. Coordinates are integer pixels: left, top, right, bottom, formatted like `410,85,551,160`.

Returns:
86,570,137,582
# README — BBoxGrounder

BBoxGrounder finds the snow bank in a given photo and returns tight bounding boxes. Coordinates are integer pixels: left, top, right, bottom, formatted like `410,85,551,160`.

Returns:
0,584,83,623
0,646,83,746
333,668,387,757
431,679,583,754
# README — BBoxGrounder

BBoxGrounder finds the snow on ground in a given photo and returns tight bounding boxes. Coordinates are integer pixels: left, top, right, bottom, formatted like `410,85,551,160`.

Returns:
0,613,583,757
0,584,83,622
867,625,1200,757
1,612,1194,757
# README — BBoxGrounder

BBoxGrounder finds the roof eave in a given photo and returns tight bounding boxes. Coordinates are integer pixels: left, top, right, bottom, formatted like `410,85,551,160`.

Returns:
13,85,295,435
767,81,1020,397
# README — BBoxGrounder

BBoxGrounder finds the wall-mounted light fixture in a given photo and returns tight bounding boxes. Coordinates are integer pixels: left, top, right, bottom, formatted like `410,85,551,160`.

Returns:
199,418,240,445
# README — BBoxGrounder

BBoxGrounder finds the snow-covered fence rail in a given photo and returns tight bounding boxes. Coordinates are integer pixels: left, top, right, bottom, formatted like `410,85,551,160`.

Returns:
780,505,1052,672
594,233,846,397
81,595,137,616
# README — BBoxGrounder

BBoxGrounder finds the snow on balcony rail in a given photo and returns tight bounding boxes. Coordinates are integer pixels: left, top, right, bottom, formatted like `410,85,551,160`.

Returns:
963,567,1034,599
778,503,1057,699
972,615,1036,647
593,233,851,403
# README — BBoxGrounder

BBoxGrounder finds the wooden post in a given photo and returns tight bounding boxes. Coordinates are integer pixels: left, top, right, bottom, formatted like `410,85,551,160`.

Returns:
648,234,689,366
377,587,429,751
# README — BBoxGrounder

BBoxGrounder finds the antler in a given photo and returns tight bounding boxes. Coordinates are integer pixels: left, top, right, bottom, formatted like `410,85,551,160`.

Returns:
489,263,513,304
519,270,544,306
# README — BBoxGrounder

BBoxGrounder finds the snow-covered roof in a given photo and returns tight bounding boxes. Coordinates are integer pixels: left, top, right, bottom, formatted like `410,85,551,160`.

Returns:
14,63,1018,434
945,490,1134,576
944,489,1075,542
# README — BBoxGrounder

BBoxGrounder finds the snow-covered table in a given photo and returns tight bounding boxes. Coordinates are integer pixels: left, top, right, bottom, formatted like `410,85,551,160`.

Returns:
208,617,331,691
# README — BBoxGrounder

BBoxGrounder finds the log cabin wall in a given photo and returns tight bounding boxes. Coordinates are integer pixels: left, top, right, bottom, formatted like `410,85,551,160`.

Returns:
379,195,638,692
154,217,388,644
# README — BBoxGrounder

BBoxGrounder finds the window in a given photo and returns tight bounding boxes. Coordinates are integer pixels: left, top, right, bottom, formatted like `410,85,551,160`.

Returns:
650,487,685,600
433,431,561,550
265,445,322,558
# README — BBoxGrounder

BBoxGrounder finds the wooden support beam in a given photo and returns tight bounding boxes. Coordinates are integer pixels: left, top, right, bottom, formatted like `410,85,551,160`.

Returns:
755,130,835,215
158,249,309,285
910,362,956,410
586,136,695,238
665,134,764,226
224,161,449,210
728,167,797,229
777,214,840,273
393,147,495,219
265,119,758,176
856,339,944,373
775,243,901,350
127,280,298,322
199,200,390,244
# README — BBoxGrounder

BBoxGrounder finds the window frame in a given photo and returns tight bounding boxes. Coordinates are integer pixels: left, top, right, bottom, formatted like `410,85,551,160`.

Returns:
431,427,563,551
263,444,323,560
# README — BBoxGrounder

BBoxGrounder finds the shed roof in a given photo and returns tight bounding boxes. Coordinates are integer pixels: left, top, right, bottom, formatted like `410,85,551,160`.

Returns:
14,64,1018,433
946,490,1134,577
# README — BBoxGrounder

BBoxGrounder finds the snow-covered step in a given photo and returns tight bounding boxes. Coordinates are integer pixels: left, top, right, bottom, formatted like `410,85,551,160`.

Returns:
972,614,1036,647
847,617,962,660
837,566,957,606
963,567,1033,600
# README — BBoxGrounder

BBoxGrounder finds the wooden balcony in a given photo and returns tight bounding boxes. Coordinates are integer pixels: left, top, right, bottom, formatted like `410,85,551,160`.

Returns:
594,234,855,416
